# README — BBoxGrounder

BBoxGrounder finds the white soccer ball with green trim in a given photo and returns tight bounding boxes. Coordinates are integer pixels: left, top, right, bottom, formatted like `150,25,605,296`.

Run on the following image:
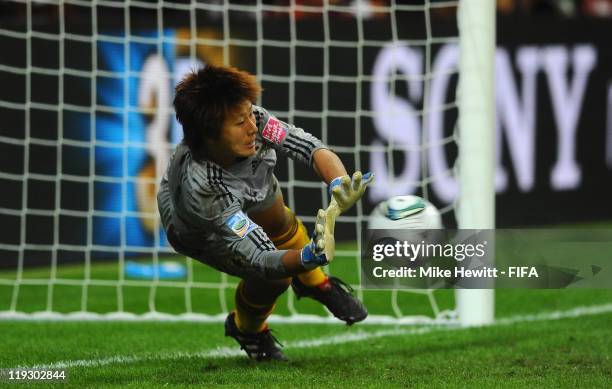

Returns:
368,195,442,229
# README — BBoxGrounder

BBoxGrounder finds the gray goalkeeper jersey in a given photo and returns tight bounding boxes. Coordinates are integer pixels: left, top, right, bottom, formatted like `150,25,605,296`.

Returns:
157,105,326,278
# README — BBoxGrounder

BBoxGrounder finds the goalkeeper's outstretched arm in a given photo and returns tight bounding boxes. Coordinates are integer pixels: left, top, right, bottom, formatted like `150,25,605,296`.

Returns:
311,148,375,261
312,148,348,185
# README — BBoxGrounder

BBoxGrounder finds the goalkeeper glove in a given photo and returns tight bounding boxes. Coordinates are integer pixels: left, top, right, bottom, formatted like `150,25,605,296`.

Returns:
328,171,374,213
300,209,328,269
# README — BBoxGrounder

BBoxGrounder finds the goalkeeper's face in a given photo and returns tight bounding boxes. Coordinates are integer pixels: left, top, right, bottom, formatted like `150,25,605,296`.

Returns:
216,100,258,160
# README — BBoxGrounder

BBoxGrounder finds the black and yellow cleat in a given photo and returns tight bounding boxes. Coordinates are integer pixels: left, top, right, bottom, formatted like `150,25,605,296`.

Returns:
224,312,288,361
291,276,368,325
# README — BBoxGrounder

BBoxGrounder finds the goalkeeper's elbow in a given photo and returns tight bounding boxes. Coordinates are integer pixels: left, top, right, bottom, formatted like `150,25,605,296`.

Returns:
249,250,293,279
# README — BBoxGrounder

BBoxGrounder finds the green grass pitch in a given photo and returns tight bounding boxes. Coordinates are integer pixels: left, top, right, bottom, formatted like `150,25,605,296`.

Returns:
1,240,611,387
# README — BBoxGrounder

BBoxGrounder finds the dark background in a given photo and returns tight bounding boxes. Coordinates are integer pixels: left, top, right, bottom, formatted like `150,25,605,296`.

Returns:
1,6,611,267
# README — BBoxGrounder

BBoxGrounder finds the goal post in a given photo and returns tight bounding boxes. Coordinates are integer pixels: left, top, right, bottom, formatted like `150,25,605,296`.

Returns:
456,0,496,326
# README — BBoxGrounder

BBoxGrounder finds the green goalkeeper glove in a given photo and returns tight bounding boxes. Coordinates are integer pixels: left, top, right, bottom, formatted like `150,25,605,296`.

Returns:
320,171,374,263
300,209,328,269
328,171,375,213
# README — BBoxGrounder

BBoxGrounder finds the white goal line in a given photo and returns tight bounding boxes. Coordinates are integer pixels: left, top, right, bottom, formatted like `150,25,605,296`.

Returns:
0,311,455,326
14,303,612,371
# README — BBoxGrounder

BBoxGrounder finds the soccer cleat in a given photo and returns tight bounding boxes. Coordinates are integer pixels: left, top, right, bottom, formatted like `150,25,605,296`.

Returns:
224,312,288,361
291,276,367,325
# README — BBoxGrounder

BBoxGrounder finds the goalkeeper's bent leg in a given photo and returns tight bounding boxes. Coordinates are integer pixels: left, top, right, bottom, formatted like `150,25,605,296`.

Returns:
234,277,290,334
266,206,367,325
270,207,327,287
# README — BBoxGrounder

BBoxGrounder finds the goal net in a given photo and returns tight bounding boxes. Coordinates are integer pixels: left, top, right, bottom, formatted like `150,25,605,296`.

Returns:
0,0,494,324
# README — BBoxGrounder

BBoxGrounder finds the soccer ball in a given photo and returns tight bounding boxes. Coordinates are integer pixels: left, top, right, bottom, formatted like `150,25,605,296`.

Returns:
368,195,442,229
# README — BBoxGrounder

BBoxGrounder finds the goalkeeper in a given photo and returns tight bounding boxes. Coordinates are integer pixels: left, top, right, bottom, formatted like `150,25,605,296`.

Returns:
157,65,373,361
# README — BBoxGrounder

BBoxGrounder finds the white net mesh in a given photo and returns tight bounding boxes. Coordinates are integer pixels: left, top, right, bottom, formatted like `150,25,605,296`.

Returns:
0,0,471,323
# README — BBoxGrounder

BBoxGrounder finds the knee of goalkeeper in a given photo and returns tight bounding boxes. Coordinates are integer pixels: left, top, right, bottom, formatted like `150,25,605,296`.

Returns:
269,207,310,251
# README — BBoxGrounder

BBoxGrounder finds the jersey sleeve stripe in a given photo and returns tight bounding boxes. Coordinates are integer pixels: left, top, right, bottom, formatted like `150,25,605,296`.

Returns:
254,229,277,251
286,133,317,149
248,231,276,252
203,163,235,206
282,144,310,161
248,235,273,251
216,168,237,203
253,229,274,250
254,229,275,251
284,137,315,157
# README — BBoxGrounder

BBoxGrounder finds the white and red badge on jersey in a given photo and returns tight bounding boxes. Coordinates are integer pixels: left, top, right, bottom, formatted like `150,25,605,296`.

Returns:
262,116,287,145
